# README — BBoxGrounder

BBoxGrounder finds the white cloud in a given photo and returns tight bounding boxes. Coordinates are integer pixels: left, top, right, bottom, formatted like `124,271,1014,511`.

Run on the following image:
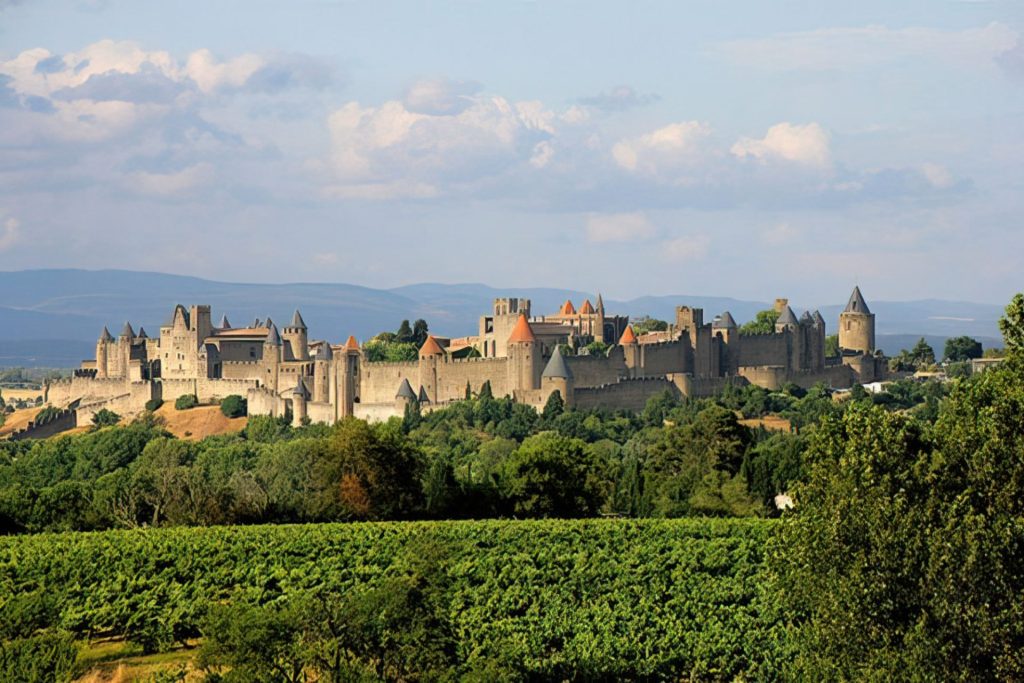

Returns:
127,162,214,196
716,22,1017,71
661,234,711,262
0,215,19,251
921,163,955,189
403,77,481,115
612,121,711,175
323,94,559,197
731,122,831,168
185,49,264,94
586,212,656,243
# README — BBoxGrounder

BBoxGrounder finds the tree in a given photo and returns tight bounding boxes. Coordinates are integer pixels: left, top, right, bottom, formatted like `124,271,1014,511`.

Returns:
909,337,936,368
90,408,121,430
944,335,982,362
174,394,198,410
631,316,668,335
199,601,307,683
396,319,414,343
220,395,247,418
999,292,1024,355
824,334,840,358
542,390,565,421
412,319,429,346
502,432,603,517
739,309,780,335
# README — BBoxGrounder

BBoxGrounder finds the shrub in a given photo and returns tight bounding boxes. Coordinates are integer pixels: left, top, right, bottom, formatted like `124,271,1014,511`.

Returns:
0,631,77,683
220,395,247,418
145,398,164,412
175,394,198,411
90,408,121,429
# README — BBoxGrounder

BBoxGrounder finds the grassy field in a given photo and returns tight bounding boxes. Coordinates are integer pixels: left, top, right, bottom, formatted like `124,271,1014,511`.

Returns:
145,403,247,441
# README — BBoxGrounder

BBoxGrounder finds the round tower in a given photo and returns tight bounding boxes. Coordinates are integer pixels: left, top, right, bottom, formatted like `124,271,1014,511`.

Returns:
838,286,875,354
338,336,361,418
418,335,444,403
507,313,542,396
313,343,332,404
96,327,114,378
541,345,574,408
282,310,309,362
291,375,309,427
264,323,282,392
618,324,639,376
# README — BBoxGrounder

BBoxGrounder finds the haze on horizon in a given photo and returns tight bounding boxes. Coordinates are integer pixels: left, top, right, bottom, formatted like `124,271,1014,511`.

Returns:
0,1,1021,306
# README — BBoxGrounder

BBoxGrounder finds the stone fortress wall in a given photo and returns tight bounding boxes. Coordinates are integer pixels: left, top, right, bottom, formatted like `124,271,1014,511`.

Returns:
40,287,886,429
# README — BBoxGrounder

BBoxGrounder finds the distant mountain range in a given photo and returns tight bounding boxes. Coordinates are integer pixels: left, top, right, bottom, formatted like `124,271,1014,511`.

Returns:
0,269,1006,367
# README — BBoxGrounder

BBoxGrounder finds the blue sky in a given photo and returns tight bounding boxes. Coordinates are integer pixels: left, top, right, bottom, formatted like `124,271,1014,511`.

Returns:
1,1,1021,305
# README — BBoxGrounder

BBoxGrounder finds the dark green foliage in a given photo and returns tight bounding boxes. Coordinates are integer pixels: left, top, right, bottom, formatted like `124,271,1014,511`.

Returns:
944,335,983,362
395,319,414,343
739,308,780,335
412,318,429,347
219,394,247,418
824,333,840,358
998,292,1024,355
630,316,668,335
502,432,603,517
0,518,780,680
144,398,164,412
33,405,61,425
90,408,120,429
174,394,198,411
541,389,564,421
0,631,77,683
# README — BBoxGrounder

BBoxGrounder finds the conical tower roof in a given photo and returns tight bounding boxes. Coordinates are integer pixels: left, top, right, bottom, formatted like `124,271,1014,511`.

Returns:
120,321,135,338
579,299,594,314
845,286,871,315
396,378,416,399
618,325,637,345
344,335,360,351
219,315,231,329
560,299,576,315
596,293,605,312
266,323,281,346
264,317,274,329
812,310,825,327
290,309,307,329
418,386,431,404
508,313,537,343
713,311,737,328
419,335,444,357
99,326,114,342
292,376,310,399
800,311,813,324
542,346,573,379
777,306,799,327
137,327,148,339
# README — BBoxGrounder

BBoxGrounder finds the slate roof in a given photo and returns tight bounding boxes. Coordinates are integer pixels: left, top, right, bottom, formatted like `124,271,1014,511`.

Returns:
845,286,871,315
290,309,307,329
121,321,135,338
396,378,416,399
418,386,431,403
219,315,231,329
99,326,114,342
713,311,737,328
542,346,573,379
292,376,310,399
315,344,333,361
266,324,282,346
777,306,799,327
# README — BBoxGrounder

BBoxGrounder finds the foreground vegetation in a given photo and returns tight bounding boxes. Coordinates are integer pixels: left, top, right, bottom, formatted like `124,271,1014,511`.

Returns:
1,293,1022,680
1,518,778,681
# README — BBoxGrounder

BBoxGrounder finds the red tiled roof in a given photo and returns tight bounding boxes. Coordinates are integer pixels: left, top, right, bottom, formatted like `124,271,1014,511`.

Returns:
579,299,594,314
344,335,360,351
560,299,576,315
419,335,444,357
619,325,637,345
508,313,537,343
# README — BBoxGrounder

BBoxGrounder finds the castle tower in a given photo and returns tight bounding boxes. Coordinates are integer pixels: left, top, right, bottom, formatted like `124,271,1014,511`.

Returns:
596,293,608,343
811,310,827,369
190,306,212,348
395,378,416,413
839,286,875,355
219,315,231,330
96,326,114,378
282,310,309,362
712,311,738,375
507,313,542,397
338,336,360,418
291,375,310,428
263,323,282,393
418,335,444,403
775,306,801,371
313,343,332,404
542,345,574,407
619,325,639,376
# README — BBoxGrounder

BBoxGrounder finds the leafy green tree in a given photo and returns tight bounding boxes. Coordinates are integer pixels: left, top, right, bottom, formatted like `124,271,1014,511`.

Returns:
999,292,1024,355
199,601,307,682
824,334,840,358
502,432,603,517
740,309,780,335
174,394,198,410
412,318,429,346
396,319,414,343
584,340,610,356
909,337,936,368
631,316,668,335
944,335,983,362
90,408,121,430
220,395,247,418
542,390,565,422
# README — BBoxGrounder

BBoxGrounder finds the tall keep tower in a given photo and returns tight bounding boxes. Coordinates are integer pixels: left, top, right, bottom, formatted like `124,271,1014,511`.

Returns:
839,286,875,354
282,310,309,362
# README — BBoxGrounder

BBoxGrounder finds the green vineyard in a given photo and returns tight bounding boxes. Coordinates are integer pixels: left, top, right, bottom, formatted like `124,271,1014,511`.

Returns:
0,518,783,680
